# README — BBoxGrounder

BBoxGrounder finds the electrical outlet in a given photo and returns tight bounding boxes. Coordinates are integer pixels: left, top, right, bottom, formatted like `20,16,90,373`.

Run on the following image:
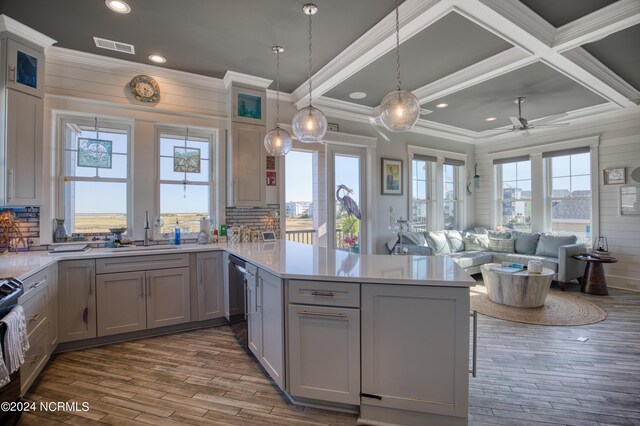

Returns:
27,237,40,246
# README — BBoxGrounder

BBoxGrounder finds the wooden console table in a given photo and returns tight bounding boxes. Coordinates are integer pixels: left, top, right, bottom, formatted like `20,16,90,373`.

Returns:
573,255,618,296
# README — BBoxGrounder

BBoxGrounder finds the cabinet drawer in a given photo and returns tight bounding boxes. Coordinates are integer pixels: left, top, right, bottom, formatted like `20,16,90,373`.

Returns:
96,254,189,274
22,268,48,292
20,324,49,395
20,284,48,337
289,280,360,307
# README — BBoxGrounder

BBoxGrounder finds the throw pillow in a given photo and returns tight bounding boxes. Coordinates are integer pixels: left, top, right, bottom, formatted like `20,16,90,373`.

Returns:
488,230,512,239
446,230,465,253
399,231,427,247
463,233,490,251
511,231,541,255
426,231,451,255
489,237,515,253
535,233,577,258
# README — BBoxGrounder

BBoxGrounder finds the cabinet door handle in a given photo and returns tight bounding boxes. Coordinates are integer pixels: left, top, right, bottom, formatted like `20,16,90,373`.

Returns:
243,281,248,320
256,278,262,309
140,277,144,298
311,291,334,297
147,276,151,297
246,271,255,278
29,353,44,366
32,279,45,289
8,66,15,82
82,307,88,325
299,311,347,318
29,312,42,322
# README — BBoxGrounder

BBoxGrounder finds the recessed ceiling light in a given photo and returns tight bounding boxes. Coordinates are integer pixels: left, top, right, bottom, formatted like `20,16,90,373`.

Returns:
485,117,496,121
148,54,167,64
349,92,367,100
436,103,448,108
105,0,131,14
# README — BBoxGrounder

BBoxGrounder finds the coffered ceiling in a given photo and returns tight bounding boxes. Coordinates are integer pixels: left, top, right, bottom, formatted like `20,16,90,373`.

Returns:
1,0,638,143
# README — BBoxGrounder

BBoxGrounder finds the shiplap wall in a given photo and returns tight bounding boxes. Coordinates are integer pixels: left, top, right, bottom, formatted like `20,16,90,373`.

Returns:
475,114,640,291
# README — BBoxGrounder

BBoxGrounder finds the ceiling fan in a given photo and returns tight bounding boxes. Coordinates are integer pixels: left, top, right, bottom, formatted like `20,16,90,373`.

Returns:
492,97,570,138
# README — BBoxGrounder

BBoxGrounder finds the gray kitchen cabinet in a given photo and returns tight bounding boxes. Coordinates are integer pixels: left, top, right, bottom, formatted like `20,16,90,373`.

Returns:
288,304,360,404
197,252,224,321
96,271,147,337
3,88,43,206
227,122,266,207
257,268,284,389
146,267,191,329
360,284,469,422
58,260,96,343
246,263,261,358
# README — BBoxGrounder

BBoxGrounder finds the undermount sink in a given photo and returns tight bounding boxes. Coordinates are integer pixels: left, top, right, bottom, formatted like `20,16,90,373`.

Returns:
109,245,181,253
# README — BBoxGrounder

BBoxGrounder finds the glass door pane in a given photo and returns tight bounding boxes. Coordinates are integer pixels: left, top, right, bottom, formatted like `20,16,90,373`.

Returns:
334,154,362,252
285,150,315,245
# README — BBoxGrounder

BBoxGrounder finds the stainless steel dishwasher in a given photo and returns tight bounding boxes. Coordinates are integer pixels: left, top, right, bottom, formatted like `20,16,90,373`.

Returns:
227,255,248,348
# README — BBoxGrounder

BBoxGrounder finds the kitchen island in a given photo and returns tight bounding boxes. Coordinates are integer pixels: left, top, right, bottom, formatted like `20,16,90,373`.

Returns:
1,241,474,426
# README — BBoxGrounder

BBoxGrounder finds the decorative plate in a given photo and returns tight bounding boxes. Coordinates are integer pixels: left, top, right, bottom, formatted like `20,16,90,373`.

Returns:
129,75,160,103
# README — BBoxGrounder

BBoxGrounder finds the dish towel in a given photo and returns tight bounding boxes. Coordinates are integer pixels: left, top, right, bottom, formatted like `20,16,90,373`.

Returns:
0,305,30,385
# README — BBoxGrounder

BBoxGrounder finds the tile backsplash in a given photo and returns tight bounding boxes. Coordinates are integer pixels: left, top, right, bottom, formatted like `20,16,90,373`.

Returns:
225,204,281,238
0,206,40,251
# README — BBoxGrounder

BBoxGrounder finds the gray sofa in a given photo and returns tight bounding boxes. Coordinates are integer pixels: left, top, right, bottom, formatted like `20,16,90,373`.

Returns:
389,228,586,290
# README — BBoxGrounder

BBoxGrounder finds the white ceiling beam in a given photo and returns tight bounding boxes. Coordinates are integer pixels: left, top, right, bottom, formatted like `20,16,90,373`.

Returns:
413,46,534,105
291,0,455,108
553,0,640,53
461,0,635,108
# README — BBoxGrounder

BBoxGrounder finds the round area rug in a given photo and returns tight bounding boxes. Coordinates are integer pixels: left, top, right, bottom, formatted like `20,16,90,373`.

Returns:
470,285,607,326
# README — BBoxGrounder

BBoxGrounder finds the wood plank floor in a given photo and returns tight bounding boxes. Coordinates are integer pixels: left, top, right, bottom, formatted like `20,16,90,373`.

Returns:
21,285,640,425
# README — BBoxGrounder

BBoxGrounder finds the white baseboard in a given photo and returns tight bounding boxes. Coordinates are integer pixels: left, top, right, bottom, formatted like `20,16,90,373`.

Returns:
607,275,640,293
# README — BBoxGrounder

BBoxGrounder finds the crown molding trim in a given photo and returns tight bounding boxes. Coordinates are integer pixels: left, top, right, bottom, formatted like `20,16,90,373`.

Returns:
47,47,226,90
553,0,640,53
290,0,452,104
413,46,533,105
222,70,272,90
0,14,56,48
562,48,640,104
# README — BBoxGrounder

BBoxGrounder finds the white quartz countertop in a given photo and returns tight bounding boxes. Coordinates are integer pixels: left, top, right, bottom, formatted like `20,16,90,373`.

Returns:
0,240,474,287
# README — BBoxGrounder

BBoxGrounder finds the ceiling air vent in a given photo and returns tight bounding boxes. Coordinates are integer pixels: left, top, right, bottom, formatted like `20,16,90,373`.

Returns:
93,37,135,54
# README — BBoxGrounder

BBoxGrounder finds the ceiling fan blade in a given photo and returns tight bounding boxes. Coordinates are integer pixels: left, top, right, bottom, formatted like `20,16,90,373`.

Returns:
520,130,531,137
530,112,568,126
535,122,570,128
509,116,523,128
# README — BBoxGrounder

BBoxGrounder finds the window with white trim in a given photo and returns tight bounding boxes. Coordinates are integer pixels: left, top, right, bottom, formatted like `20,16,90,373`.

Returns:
410,156,432,232
158,129,214,236
546,150,591,243
443,162,460,230
495,157,532,232
61,118,130,235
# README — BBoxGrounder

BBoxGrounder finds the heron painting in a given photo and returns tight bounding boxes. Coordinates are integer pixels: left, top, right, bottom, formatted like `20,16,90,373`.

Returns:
336,184,361,250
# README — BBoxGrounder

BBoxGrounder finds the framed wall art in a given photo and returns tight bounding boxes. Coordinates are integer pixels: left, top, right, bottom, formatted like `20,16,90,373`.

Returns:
620,185,640,216
604,167,625,185
381,158,403,195
232,86,266,125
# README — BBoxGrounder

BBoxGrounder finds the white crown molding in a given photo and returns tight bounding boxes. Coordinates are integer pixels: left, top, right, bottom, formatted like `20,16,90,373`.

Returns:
553,0,640,53
562,48,640,104
410,119,477,144
266,89,294,103
290,0,453,104
413,46,533,105
47,47,225,91
222,70,272,90
472,0,555,47
0,14,56,48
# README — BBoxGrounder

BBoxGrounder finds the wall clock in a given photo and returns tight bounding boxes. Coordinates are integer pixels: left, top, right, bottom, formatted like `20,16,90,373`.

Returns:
129,75,160,103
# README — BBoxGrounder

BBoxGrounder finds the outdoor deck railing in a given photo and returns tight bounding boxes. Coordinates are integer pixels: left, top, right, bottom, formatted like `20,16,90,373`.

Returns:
285,229,316,244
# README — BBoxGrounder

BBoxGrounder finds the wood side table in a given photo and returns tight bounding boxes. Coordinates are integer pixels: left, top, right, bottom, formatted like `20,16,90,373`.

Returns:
573,255,618,296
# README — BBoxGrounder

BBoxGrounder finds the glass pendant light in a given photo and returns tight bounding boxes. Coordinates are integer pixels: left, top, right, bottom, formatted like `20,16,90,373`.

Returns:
378,0,420,132
264,46,292,156
291,3,327,143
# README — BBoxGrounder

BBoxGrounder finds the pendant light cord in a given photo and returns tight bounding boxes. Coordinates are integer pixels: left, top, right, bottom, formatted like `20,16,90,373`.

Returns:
276,49,280,126
395,0,401,91
308,10,313,107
